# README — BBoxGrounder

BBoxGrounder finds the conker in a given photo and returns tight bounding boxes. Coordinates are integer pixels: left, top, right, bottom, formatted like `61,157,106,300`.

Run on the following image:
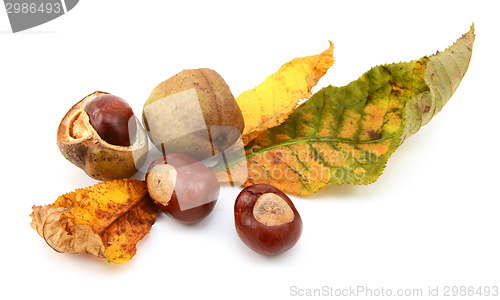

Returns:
146,153,220,224
234,184,302,256
84,94,137,147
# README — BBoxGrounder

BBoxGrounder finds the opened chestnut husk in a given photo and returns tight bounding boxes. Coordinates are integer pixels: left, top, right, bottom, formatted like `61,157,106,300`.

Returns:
57,91,148,180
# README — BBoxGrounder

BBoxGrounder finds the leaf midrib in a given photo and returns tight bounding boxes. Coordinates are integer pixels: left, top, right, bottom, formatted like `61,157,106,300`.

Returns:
246,135,394,159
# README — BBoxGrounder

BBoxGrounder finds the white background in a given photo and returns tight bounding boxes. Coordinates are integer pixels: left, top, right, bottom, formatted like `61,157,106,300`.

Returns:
1,1,499,299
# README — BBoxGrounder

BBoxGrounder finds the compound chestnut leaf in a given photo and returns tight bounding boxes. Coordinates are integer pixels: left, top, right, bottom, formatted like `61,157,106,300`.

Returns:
227,25,474,195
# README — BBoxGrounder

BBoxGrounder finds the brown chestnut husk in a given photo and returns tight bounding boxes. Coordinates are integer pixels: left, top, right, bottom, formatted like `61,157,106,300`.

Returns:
142,68,244,161
146,153,220,224
57,91,148,180
234,184,303,256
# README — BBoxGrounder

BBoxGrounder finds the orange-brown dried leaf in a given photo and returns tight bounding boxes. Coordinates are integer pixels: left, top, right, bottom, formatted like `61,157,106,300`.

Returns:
30,179,157,263
237,42,334,145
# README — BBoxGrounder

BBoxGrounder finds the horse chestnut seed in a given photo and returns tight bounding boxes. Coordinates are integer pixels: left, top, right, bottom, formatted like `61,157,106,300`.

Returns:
234,184,302,256
84,94,137,147
146,153,220,224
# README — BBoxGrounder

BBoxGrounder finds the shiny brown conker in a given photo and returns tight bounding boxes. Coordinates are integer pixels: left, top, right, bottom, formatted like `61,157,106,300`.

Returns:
234,184,302,256
84,94,137,147
145,153,220,224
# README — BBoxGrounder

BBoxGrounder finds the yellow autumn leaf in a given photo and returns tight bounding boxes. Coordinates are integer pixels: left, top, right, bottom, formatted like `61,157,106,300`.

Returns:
30,179,157,263
237,42,334,145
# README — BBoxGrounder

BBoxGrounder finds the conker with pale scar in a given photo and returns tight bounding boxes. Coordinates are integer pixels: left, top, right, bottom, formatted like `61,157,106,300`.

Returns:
146,153,220,224
234,184,302,256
